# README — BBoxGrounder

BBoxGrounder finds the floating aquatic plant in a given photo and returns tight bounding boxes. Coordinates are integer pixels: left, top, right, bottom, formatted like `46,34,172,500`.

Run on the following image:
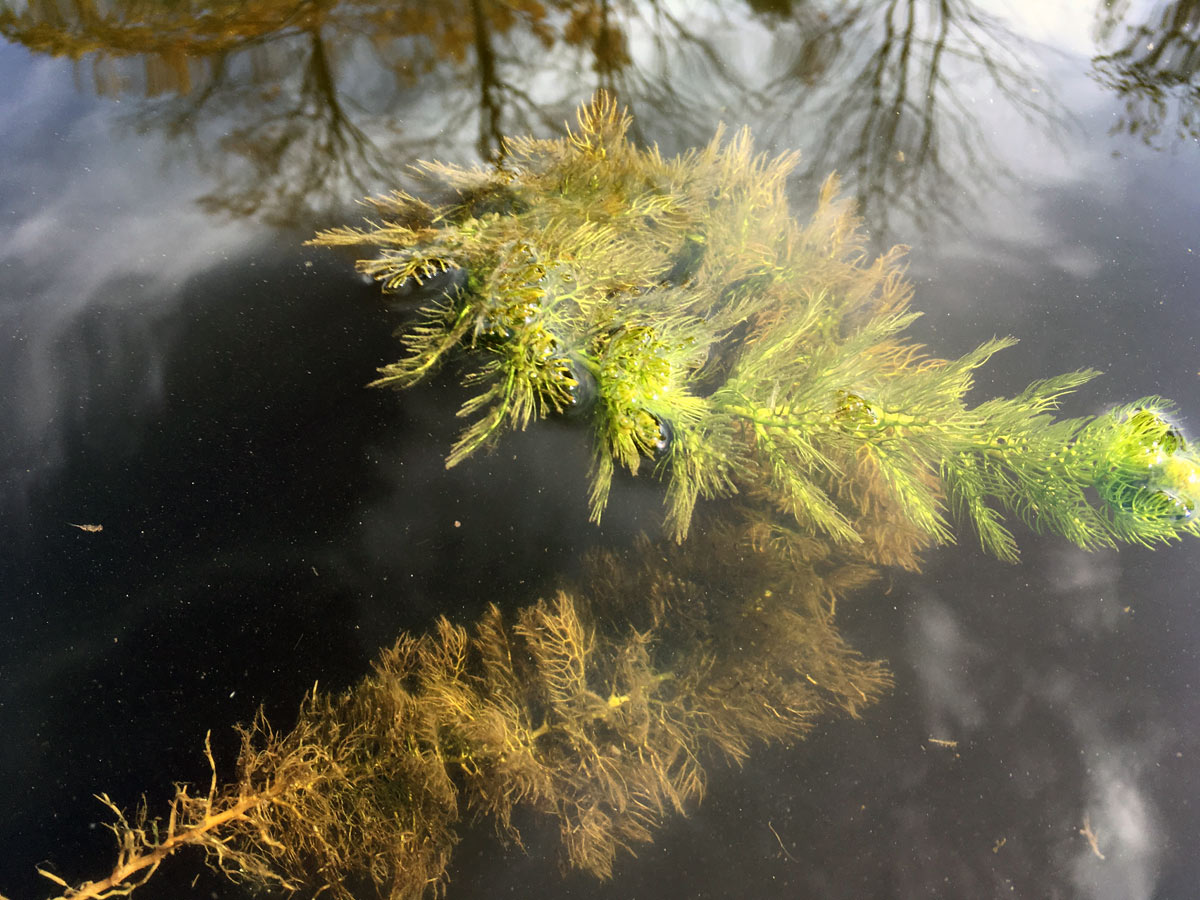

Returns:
312,92,1200,560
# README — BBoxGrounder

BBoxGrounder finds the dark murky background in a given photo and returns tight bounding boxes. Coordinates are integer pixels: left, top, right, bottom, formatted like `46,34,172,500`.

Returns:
1,2,1198,898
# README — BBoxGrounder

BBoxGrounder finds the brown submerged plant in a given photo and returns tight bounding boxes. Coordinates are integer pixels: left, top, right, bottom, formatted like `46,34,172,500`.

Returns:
20,518,890,900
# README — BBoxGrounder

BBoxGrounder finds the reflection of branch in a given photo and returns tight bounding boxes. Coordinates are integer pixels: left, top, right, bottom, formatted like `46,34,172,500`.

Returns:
177,29,398,225
1,0,1067,241
471,0,505,161
0,0,593,221
0,0,330,96
571,0,1062,246
633,3,772,143
1092,0,1200,148
756,0,1061,246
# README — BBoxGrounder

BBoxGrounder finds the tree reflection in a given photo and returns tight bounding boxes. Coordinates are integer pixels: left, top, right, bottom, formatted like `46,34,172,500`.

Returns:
746,0,1058,243
0,0,330,95
0,1,623,224
0,0,1061,238
1093,0,1200,148
188,29,395,223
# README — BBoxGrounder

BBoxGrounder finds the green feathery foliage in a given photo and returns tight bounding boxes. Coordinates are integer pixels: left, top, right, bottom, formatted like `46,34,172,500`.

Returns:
311,92,1200,559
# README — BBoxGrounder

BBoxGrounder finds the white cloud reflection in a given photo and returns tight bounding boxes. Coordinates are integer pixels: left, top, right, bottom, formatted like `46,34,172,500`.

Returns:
0,91,261,510
994,0,1104,57
910,593,990,737
1045,549,1164,898
910,542,1167,897
1044,667,1165,900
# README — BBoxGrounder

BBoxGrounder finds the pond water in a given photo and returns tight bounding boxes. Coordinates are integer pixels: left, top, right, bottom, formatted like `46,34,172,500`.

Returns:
1,2,1198,899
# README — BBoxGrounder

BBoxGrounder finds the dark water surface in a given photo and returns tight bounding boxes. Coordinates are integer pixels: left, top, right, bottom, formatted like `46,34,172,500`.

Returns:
1,2,1198,899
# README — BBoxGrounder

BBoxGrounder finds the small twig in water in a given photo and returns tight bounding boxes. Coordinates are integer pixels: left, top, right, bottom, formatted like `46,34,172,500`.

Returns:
1080,816,1106,860
767,820,798,862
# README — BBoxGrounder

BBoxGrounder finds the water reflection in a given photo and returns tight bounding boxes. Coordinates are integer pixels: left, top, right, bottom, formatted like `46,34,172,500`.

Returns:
0,0,1067,241
746,0,1060,242
0,1,605,222
0,166,263,516
172,28,397,224
1093,0,1200,148
904,541,1169,899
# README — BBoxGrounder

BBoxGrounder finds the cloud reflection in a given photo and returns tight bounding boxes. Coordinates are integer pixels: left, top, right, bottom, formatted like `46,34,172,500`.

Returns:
1072,756,1160,899
1041,663,1164,900
0,101,260,514
907,542,1169,898
910,593,989,736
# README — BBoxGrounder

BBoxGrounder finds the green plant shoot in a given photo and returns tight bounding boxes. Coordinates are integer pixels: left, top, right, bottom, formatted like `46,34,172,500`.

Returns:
311,92,1200,560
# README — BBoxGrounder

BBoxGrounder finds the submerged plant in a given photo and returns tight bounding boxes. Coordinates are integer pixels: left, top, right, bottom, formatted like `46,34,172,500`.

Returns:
312,92,1200,559
17,520,889,900
9,93,1198,900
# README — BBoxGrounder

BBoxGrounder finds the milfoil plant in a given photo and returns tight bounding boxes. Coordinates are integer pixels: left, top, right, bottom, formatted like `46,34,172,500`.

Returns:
312,92,1200,561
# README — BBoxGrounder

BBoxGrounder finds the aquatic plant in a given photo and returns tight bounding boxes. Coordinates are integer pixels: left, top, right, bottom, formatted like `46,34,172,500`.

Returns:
9,93,1198,900
16,520,889,900
312,92,1200,560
